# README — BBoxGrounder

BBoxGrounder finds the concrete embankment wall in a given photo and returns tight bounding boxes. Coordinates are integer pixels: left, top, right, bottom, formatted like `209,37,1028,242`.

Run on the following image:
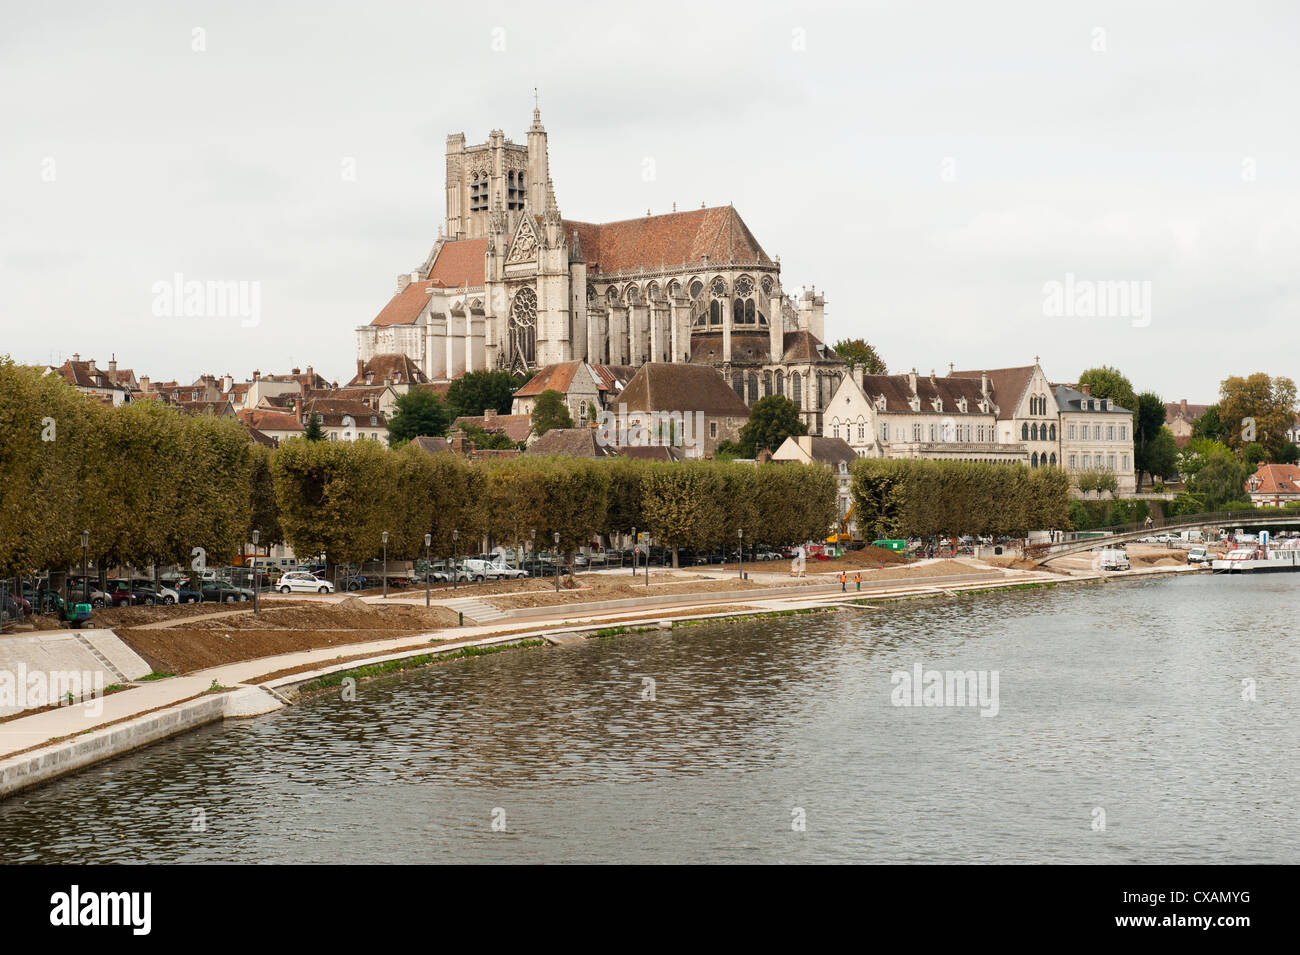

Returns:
0,630,153,717
0,686,281,799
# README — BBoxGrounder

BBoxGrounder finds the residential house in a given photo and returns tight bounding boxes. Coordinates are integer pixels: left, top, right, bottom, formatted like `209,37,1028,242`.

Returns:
1245,463,1300,507
612,362,750,458
1055,383,1137,494
1165,399,1210,448
45,355,134,406
771,434,858,535
525,428,617,458
451,409,533,447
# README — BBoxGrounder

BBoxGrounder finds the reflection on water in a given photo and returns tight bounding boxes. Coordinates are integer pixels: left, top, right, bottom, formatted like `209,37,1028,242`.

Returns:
0,575,1296,863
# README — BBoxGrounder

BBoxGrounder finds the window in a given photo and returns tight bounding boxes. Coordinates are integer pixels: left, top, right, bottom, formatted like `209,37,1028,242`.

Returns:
709,421,718,439
1032,452,1039,468
1094,425,1102,440
763,372,772,397
1107,425,1115,441
506,170,525,211
1082,455,1090,468
329,432,337,442
791,373,802,406
1049,453,1056,466
1107,454,1116,470
1068,424,1076,440
578,400,587,424
369,416,378,426
880,422,888,442
1031,423,1039,441
912,423,922,441
1121,454,1129,470
858,423,866,442
1120,425,1128,440
1049,424,1056,440
508,286,538,368
1021,423,1029,440
1069,454,1077,469
929,423,937,442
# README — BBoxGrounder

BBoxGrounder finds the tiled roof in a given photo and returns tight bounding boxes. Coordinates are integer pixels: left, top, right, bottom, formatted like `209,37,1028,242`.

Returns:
452,413,532,443
781,330,840,363
237,409,303,432
589,364,638,393
514,361,585,398
176,400,235,417
410,436,451,455
429,238,487,287
369,280,433,328
689,331,773,364
562,206,771,275
245,426,278,448
616,363,751,417
617,445,685,461
525,428,616,458
860,373,989,414
1165,400,1210,423
350,354,429,386
1246,463,1300,495
303,397,386,427
801,435,858,466
949,366,1035,421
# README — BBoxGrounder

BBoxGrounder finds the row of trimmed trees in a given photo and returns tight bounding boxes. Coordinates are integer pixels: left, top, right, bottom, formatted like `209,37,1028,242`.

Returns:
0,359,264,579
270,442,841,572
850,458,1071,540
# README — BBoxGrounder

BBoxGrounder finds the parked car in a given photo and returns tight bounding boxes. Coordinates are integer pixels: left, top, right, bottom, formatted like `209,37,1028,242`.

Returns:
1187,545,1211,565
485,558,529,580
104,581,138,607
127,582,167,605
200,580,250,603
174,582,201,603
275,572,334,594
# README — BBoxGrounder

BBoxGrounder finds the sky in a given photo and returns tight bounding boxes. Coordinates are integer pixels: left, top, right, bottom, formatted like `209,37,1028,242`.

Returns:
2,0,1297,403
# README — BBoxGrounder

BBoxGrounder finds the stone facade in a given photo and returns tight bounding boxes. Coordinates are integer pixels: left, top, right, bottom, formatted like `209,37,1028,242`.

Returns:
356,108,848,433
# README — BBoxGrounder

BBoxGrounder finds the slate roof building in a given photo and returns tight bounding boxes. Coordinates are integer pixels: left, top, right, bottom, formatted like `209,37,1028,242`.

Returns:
356,107,848,432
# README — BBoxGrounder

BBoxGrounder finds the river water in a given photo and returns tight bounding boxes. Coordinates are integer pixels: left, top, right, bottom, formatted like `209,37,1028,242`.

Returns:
0,575,1296,863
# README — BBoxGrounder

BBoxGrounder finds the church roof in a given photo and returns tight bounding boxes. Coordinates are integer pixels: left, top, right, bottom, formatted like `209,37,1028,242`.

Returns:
781,330,840,363
513,361,589,398
562,206,771,275
350,353,429,385
369,280,432,328
616,363,750,417
429,238,487,287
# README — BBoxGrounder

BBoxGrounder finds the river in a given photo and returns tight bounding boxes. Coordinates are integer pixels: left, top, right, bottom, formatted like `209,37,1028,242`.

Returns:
1,574,1296,863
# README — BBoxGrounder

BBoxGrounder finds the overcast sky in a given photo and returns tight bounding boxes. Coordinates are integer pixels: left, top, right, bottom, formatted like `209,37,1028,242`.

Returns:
3,0,1296,402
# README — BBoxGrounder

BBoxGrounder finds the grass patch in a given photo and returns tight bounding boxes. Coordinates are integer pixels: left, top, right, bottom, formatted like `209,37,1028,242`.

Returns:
297,639,546,693
137,672,174,682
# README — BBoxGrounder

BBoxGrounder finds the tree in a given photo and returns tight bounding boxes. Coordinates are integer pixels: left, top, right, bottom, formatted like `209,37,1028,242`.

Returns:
736,395,806,457
1190,404,1228,443
641,462,726,567
530,389,573,438
1076,366,1138,413
458,423,521,450
387,389,451,444
303,414,325,442
831,338,887,374
445,370,521,419
1141,427,1179,484
1133,392,1167,489
1277,442,1300,465
1187,448,1250,512
247,443,282,549
1219,373,1298,462
538,459,609,575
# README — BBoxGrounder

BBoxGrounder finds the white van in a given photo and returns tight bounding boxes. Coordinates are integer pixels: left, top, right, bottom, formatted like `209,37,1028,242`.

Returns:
1098,548,1130,571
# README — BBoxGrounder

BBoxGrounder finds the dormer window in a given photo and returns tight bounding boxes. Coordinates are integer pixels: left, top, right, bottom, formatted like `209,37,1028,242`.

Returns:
909,396,920,412
934,398,943,412
957,397,967,413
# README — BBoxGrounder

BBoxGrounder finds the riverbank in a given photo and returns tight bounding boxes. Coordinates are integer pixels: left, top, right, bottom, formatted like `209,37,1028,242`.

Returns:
0,558,1156,799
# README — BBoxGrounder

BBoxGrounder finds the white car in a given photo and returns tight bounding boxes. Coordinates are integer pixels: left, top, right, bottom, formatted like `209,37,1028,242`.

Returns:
277,572,335,594
1098,548,1130,571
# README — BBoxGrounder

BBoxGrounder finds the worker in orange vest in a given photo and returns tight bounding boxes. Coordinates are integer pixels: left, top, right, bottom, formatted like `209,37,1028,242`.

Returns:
854,571,862,592
838,570,846,592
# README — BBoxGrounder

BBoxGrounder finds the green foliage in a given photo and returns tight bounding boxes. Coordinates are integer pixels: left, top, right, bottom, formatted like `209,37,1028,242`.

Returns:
1140,425,1178,485
1219,372,1298,462
737,395,806,457
303,415,325,441
713,440,745,460
1069,498,1149,531
640,461,726,563
445,370,521,419
387,389,451,444
1191,404,1228,443
1076,366,1137,413
850,458,1072,539
247,443,282,547
1242,442,1267,466
1186,447,1251,511
830,338,887,374
458,423,521,450
1074,469,1118,494
530,389,573,437
1277,442,1300,465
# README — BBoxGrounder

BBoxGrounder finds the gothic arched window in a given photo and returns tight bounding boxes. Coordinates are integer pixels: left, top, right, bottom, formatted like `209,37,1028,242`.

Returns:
689,280,704,300
709,300,721,324
1021,423,1029,440
792,373,802,406
1050,423,1057,440
1049,453,1057,466
1032,452,1039,467
508,286,537,370
747,372,759,402
763,371,772,396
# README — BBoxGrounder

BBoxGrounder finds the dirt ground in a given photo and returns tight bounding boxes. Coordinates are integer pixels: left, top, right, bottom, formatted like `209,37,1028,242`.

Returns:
114,598,460,675
1049,542,1213,573
816,545,913,569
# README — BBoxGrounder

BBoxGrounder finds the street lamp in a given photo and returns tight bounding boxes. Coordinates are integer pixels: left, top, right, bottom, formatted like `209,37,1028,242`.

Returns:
738,527,744,579
452,529,459,591
424,533,432,607
381,531,389,599
553,531,561,592
251,529,260,614
80,530,89,606
530,529,536,577
631,526,637,577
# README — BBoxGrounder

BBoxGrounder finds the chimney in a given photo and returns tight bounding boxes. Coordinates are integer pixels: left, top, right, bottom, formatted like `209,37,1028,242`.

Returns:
306,365,314,382
108,354,117,381
87,357,96,373
1081,382,1091,397
980,373,989,400
140,375,151,391
292,367,301,376
1180,398,1188,415
294,397,302,420
357,359,364,378
908,368,918,395
929,369,936,385
484,409,496,423
253,369,260,381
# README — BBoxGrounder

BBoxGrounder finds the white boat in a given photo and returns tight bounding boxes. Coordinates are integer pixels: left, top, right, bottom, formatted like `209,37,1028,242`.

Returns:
1211,546,1300,573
